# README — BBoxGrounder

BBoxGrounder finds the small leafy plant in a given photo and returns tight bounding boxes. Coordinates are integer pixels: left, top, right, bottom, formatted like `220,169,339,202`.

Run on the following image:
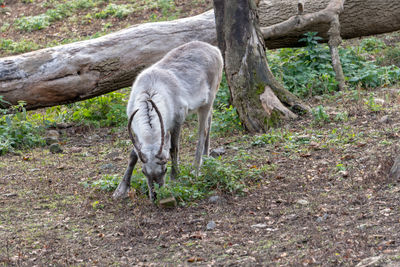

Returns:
0,101,47,155
312,105,330,124
89,157,261,205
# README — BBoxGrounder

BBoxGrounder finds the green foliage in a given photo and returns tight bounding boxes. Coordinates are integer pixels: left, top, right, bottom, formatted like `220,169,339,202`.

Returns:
14,14,51,31
69,91,128,127
377,46,400,67
89,157,261,205
0,101,46,155
268,32,400,97
251,129,292,147
359,37,386,52
0,38,40,54
311,105,330,124
14,0,95,32
95,4,133,19
212,74,243,135
364,94,383,112
90,174,120,192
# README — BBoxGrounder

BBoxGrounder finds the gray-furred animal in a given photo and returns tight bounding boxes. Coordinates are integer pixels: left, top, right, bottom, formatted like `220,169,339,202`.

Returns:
113,41,223,201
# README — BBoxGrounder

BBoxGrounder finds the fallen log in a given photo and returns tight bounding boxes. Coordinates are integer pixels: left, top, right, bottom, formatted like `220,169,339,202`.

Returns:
0,11,217,110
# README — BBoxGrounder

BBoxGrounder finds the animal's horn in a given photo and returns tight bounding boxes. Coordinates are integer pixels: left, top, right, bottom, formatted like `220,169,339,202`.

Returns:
128,109,148,163
147,99,165,161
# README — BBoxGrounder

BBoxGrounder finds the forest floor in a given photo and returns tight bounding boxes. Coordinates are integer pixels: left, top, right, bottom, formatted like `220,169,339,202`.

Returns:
1,1,400,266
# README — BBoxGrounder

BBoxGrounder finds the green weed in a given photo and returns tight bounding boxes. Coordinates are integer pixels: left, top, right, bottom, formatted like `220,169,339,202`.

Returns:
68,91,128,127
89,157,261,205
268,32,400,96
14,14,51,31
0,38,40,54
95,3,133,19
359,37,386,52
311,105,330,124
0,101,47,155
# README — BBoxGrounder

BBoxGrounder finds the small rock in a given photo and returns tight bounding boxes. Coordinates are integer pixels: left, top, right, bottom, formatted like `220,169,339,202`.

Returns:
339,170,349,177
355,255,383,267
45,137,58,145
56,122,72,129
100,163,114,170
70,146,82,153
49,143,63,154
357,224,368,230
106,151,120,159
206,220,216,230
159,197,177,208
210,147,226,157
208,195,222,204
28,168,40,172
251,223,267,229
374,98,385,105
316,213,329,222
89,134,101,141
3,193,17,198
296,199,309,205
225,248,234,254
47,130,60,139
379,115,389,124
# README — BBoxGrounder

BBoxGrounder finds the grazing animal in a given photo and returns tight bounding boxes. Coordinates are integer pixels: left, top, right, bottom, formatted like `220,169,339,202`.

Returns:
113,41,223,201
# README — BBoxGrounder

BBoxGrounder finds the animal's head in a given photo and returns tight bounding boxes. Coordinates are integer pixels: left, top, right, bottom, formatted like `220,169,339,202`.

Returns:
128,100,170,201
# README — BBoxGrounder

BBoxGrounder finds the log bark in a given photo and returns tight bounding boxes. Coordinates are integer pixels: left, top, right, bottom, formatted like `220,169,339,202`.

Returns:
1,0,400,110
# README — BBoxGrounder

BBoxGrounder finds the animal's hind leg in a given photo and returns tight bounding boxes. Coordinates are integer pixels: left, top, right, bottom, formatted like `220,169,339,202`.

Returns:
203,113,213,156
113,150,138,199
194,105,212,173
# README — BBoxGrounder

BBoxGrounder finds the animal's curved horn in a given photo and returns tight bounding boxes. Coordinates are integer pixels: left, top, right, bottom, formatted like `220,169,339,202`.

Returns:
147,99,165,160
128,109,148,163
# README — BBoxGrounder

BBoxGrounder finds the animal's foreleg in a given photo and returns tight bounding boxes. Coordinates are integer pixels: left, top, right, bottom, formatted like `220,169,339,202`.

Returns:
170,124,182,180
113,149,138,199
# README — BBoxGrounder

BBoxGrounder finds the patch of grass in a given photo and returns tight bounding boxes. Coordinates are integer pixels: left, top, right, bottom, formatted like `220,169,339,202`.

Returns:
0,38,40,54
0,101,47,155
89,157,262,205
14,0,96,32
311,105,330,124
268,32,400,97
377,45,400,68
95,3,133,19
14,14,51,31
359,37,386,52
212,74,243,136
68,91,128,127
251,129,292,147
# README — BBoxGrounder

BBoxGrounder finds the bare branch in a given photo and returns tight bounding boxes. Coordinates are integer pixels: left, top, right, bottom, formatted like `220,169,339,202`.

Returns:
261,0,345,40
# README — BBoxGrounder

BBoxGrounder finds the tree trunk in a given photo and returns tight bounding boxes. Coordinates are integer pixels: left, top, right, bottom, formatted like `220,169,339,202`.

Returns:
1,0,400,110
213,0,308,133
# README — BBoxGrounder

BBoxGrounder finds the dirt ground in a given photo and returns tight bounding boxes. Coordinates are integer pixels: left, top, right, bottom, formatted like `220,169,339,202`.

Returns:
1,87,400,266
1,1,400,266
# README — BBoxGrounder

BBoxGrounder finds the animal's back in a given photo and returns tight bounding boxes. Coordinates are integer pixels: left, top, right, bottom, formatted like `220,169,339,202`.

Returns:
155,41,223,111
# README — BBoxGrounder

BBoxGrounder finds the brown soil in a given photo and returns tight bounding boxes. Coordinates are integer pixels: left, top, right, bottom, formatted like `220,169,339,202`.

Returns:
1,1,400,266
